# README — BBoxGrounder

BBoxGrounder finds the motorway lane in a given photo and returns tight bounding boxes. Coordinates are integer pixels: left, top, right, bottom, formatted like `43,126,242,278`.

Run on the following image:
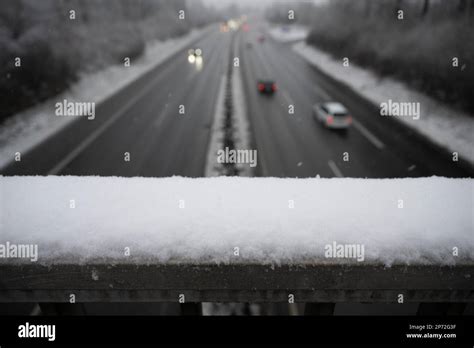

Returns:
1,25,232,177
241,31,335,177
239,22,472,178
240,25,395,177
59,27,232,177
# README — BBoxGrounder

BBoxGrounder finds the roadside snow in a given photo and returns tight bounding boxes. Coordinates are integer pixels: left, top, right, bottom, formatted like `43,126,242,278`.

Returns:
0,27,210,170
294,42,474,166
1,176,472,266
205,34,253,177
267,24,309,43
231,60,254,176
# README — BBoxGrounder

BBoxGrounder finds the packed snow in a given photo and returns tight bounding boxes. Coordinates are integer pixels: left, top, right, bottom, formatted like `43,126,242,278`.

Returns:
1,176,472,266
267,25,309,43
294,42,474,166
0,27,210,170
205,37,253,177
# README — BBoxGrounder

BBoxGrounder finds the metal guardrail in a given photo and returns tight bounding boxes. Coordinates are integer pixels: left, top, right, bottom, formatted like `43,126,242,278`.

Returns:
1,263,473,303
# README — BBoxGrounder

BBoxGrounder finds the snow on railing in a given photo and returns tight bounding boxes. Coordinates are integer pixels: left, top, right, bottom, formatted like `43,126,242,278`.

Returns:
1,176,473,303
1,176,472,266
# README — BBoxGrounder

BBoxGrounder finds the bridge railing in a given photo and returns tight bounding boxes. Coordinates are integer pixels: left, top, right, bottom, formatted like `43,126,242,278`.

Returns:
1,262,472,304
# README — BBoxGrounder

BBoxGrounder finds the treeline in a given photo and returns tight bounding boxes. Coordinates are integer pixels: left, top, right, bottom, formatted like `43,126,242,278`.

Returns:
0,0,218,121
267,0,473,24
267,0,474,113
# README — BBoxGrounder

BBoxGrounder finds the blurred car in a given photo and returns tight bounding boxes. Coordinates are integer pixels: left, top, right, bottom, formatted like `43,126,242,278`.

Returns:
313,102,352,129
246,42,253,49
187,48,202,64
257,35,265,43
258,81,277,95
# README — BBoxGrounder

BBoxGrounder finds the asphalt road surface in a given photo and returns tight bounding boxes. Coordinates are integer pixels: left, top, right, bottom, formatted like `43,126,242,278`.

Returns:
2,22,472,178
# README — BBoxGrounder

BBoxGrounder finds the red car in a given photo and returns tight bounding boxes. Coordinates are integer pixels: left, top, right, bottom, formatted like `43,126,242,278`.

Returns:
257,81,277,95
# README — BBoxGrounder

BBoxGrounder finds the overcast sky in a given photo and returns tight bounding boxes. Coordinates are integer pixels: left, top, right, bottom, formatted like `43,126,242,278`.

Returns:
201,0,326,10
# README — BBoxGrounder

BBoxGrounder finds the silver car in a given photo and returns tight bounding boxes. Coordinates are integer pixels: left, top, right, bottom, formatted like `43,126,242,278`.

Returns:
313,102,352,129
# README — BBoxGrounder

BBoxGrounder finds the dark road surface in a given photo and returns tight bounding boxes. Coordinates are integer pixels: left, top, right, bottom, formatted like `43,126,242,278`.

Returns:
2,22,472,178
2,25,231,177
239,22,472,178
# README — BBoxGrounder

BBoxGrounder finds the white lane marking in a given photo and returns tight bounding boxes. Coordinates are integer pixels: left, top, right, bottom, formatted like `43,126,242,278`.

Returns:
48,69,172,175
46,30,218,175
280,89,294,107
204,75,227,177
313,86,331,100
352,119,385,150
328,160,344,178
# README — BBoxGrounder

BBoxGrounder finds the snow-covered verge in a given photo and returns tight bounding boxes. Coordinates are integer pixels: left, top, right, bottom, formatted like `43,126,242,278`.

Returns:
1,176,472,266
267,25,309,43
205,34,253,177
294,42,474,166
0,26,211,170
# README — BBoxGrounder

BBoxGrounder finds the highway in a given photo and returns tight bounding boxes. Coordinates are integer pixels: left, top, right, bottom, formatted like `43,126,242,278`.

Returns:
238,22,471,178
2,21,472,178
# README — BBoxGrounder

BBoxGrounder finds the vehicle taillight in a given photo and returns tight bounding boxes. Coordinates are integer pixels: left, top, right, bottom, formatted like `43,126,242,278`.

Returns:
346,115,352,124
258,83,265,91
326,115,334,125
272,83,277,91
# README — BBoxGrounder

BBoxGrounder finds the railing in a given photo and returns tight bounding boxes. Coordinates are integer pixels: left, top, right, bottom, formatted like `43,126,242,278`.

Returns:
1,262,472,305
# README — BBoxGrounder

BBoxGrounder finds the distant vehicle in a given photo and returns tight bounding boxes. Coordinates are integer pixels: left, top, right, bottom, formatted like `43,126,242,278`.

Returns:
257,35,265,43
313,102,352,129
246,42,253,49
187,48,202,64
257,81,277,95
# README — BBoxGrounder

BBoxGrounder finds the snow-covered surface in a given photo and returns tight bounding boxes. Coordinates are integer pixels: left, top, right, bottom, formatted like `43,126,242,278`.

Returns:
0,27,210,170
294,42,474,166
205,75,228,176
205,35,253,177
1,176,472,266
268,25,309,43
231,52,254,176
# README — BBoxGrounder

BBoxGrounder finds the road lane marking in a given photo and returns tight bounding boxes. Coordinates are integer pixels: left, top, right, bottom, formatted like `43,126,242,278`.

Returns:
49,95,148,174
352,119,385,150
328,160,344,178
46,30,219,175
280,89,294,107
48,64,183,175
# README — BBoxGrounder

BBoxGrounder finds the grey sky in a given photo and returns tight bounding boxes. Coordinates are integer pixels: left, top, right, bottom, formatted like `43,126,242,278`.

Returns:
202,0,326,10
